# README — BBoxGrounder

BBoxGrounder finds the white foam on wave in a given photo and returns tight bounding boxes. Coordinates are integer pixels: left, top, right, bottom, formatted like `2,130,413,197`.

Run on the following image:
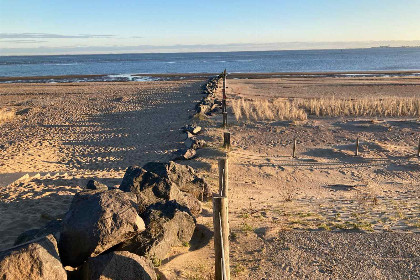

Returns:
107,74,156,82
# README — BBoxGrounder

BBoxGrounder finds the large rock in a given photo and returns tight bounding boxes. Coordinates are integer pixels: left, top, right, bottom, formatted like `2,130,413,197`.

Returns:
117,201,196,261
82,251,156,280
120,165,202,216
183,125,201,135
119,166,162,194
0,234,66,280
58,189,145,267
119,166,179,213
142,161,211,200
173,148,196,160
14,219,62,246
185,137,206,150
86,180,108,191
196,104,210,115
143,161,211,200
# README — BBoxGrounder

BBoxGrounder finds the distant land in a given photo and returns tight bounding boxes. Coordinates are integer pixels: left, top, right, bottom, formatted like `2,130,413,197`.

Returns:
1,40,420,56
371,45,420,48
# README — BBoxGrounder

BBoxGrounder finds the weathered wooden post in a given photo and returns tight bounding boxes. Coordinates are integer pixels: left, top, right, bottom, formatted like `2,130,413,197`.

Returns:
223,112,228,128
223,132,231,149
292,138,297,158
222,69,227,100
355,137,359,156
222,69,228,127
213,195,230,280
218,158,229,197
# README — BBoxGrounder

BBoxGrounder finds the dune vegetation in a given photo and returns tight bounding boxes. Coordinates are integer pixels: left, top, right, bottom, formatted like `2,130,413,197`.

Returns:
231,97,420,121
0,108,15,124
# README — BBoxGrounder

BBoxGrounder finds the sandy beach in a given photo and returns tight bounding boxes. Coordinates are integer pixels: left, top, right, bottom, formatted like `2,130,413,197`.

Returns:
0,79,207,250
0,74,419,279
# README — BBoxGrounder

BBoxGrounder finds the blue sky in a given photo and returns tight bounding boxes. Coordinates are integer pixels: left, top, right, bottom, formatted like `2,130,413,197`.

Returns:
1,0,420,55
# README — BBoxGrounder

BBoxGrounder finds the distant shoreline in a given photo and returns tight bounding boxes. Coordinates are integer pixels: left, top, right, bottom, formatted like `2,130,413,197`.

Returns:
1,70,420,83
1,46,420,58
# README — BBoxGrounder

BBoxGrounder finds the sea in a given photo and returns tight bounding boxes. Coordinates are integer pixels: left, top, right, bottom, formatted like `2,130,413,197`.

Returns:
1,47,420,82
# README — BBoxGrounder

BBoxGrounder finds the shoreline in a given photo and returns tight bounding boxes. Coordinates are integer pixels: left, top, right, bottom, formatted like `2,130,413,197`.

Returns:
1,70,420,83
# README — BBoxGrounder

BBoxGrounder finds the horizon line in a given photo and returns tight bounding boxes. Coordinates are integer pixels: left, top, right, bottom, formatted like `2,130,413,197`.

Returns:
1,40,420,57
1,46,420,58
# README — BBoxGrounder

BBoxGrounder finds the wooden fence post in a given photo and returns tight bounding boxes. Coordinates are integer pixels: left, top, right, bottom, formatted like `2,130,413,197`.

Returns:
213,195,230,280
355,137,359,156
223,112,228,128
223,69,227,100
292,139,297,158
223,132,231,149
218,158,229,197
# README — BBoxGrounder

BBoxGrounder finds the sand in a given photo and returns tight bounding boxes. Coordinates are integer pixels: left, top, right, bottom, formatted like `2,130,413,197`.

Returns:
0,75,419,279
0,79,206,250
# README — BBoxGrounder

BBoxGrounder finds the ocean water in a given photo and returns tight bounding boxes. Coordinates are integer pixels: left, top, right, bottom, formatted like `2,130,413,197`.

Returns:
1,48,420,81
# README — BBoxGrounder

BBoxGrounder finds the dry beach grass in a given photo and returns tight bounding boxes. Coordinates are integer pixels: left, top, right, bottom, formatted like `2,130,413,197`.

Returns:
232,97,420,121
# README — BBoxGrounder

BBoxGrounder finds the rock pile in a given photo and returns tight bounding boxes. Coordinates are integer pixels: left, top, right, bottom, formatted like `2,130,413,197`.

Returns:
173,74,223,161
195,74,223,117
0,161,210,280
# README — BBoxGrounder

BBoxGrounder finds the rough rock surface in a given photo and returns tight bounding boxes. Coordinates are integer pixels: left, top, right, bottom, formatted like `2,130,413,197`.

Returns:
120,165,202,216
58,189,145,267
143,161,211,200
183,125,201,135
173,148,196,160
184,137,206,150
117,201,196,261
0,234,67,280
82,251,156,280
86,180,108,191
14,219,62,246
119,166,163,194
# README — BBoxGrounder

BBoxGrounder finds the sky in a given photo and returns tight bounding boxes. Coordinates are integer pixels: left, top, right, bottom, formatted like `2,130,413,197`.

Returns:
1,0,420,55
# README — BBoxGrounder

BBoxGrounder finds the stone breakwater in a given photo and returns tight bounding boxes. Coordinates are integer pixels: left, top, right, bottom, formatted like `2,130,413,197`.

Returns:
0,75,223,280
173,74,224,161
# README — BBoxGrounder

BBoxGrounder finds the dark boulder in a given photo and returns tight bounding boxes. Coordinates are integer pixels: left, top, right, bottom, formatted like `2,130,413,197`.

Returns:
120,165,202,216
0,234,67,280
82,251,156,280
196,104,210,115
116,201,196,261
142,161,211,200
185,137,206,149
173,148,196,160
119,166,162,194
86,180,108,191
58,189,145,267
183,125,202,135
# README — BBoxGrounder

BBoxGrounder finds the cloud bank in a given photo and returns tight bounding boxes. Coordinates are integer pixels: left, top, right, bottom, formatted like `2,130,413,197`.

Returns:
1,40,420,56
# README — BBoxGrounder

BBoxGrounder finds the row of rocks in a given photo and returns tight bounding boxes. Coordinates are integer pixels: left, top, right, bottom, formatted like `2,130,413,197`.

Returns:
0,161,211,280
195,75,223,117
173,75,224,160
